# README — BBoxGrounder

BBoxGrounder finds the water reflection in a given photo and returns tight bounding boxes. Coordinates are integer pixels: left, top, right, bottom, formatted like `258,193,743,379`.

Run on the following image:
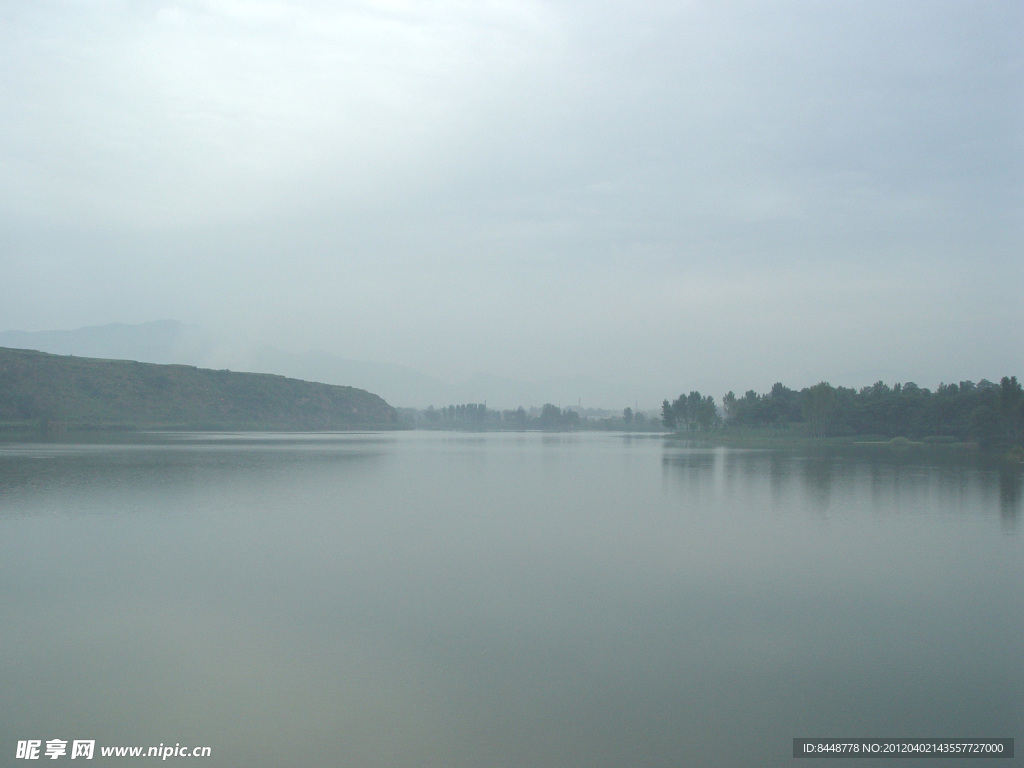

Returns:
998,467,1023,530
0,433,1019,768
662,444,1020,528
0,432,391,519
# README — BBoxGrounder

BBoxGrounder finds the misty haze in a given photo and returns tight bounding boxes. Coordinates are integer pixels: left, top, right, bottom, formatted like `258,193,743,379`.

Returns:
1,1,1022,767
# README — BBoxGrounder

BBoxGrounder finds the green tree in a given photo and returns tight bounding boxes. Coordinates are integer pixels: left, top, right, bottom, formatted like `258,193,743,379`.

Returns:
540,403,562,430
661,399,677,430
803,382,836,438
671,395,688,430
999,376,1023,445
969,405,1002,450
694,394,718,431
722,391,738,423
686,391,702,428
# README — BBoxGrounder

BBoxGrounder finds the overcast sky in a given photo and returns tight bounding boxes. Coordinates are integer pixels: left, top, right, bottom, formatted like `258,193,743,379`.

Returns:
2,0,1021,406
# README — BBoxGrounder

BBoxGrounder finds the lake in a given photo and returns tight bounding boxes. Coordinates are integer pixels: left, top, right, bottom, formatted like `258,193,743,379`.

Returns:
0,431,1020,767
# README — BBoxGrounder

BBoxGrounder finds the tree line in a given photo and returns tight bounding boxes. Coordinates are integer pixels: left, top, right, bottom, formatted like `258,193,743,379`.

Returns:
409,403,660,431
418,403,583,430
662,377,1023,450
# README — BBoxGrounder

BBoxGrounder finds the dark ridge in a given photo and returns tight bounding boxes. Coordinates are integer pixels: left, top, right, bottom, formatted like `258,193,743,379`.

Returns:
0,346,404,432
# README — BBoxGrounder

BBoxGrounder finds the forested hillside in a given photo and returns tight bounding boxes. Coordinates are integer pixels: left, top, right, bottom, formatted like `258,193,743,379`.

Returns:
0,347,403,431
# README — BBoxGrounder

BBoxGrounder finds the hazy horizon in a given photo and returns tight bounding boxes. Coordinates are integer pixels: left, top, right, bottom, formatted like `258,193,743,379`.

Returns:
0,318,1017,412
3,1,1021,406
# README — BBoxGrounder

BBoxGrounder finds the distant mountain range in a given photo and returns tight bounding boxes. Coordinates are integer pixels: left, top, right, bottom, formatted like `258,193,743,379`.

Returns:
0,320,219,366
0,321,631,410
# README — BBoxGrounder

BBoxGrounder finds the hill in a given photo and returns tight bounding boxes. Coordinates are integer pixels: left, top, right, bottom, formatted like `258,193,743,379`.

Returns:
0,347,403,432
0,321,639,409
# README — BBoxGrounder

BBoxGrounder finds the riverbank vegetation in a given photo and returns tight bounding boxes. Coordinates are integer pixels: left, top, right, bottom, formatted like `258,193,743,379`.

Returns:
662,377,1023,456
402,403,663,432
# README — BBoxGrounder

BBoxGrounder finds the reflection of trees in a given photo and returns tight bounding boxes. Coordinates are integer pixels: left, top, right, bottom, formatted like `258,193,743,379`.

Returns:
799,456,835,513
661,451,716,489
999,467,1022,531
663,449,803,513
661,445,1017,527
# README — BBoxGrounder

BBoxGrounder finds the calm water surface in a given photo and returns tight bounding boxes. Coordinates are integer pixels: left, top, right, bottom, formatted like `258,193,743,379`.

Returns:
0,432,1020,767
